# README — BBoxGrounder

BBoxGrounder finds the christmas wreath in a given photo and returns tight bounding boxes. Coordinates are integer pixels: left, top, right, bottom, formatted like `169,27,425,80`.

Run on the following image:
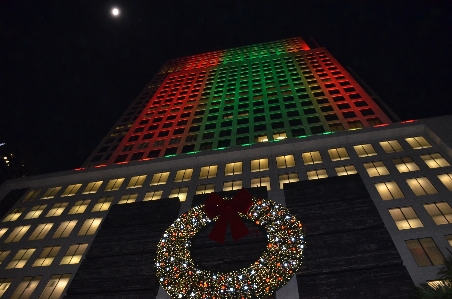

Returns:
155,188,304,299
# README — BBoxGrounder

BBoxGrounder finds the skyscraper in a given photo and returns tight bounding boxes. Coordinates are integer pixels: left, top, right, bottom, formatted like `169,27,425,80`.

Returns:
83,37,391,167
0,37,451,298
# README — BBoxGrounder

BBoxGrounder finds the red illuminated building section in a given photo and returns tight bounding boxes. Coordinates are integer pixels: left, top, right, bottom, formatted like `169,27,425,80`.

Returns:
82,37,392,168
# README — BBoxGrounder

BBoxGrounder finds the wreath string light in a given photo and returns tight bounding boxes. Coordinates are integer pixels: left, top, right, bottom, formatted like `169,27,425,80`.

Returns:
155,188,304,299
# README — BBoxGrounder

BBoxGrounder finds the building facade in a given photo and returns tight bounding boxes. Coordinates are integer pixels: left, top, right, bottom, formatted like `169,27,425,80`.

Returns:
0,38,451,298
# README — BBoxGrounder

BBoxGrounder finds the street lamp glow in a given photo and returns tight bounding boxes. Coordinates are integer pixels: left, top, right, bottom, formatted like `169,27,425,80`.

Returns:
111,7,120,16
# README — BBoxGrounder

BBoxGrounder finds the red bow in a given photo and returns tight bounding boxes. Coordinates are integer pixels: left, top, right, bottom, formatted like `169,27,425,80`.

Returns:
203,188,253,243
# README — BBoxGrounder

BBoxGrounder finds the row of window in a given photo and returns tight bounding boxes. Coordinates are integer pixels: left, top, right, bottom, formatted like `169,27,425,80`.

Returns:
0,218,102,242
389,202,452,229
0,243,87,269
0,274,70,299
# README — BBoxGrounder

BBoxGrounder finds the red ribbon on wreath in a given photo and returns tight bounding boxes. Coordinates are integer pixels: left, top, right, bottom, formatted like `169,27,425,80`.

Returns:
203,188,253,243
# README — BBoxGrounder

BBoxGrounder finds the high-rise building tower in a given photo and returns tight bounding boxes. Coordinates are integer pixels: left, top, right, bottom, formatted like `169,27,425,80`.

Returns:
83,37,391,167
0,37,451,298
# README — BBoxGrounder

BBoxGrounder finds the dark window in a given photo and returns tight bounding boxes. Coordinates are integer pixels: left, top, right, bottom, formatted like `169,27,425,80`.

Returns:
143,133,154,140
181,144,195,153
304,108,316,115
205,123,216,130
310,125,325,134
255,124,267,132
349,93,362,99
332,96,345,102
162,122,173,128
254,108,265,114
289,119,303,126
329,123,345,131
98,146,109,153
158,131,170,137
221,121,232,127
91,155,102,162
189,126,200,132
342,111,357,119
134,127,144,133
254,115,265,122
344,87,356,92
291,128,306,137
148,125,159,131
164,147,178,156
360,108,375,116
105,138,115,144
320,106,333,112
313,91,325,97
270,113,282,120
218,139,231,148
298,93,310,100
287,111,299,117
220,130,231,137
200,142,213,151
237,127,249,135
236,136,249,145
354,101,368,107
207,115,218,121
300,101,312,107
271,121,284,129
203,132,215,140
181,112,191,118
153,117,163,123
307,116,321,124
186,134,198,142
324,114,339,121
192,118,203,124
173,128,184,135
130,152,144,161
114,154,128,163
285,103,296,109
337,103,351,110
139,119,150,125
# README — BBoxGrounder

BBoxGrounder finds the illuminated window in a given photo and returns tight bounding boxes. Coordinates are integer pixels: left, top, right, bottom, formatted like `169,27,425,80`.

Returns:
60,244,88,265
199,165,218,179
39,274,71,299
196,184,215,195
118,194,137,204
4,226,30,243
126,175,147,189
0,228,8,239
24,205,47,220
278,173,299,189
424,202,452,225
273,132,287,140
225,162,243,175
82,181,103,194
46,202,68,217
104,178,124,191
28,223,53,241
78,218,102,236
405,136,431,149
41,187,62,199
388,207,423,230
250,158,269,172
446,235,452,246
256,135,268,142
374,181,404,200
143,191,163,201
307,169,328,180
328,148,349,161
92,197,113,212
23,189,41,202
437,173,452,191
335,165,357,176
3,207,25,222
421,153,450,168
32,246,61,267
405,238,444,267
68,200,91,214
6,248,36,269
363,161,389,177
392,157,420,173
150,172,170,185
169,187,189,202
302,151,322,165
379,140,404,153
61,184,82,197
353,144,377,157
406,177,438,196
174,169,193,182
275,155,295,168
10,276,41,299
0,251,10,264
0,278,13,297
223,180,242,191
251,177,271,190
53,220,77,238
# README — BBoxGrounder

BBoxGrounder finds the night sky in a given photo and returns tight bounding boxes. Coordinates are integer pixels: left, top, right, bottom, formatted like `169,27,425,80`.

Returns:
1,1,451,175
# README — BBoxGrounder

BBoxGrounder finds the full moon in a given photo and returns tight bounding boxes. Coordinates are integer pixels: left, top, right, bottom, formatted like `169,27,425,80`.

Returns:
111,8,119,16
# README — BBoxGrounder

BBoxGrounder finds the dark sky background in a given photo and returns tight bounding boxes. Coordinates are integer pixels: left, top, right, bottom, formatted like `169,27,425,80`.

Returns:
1,1,451,176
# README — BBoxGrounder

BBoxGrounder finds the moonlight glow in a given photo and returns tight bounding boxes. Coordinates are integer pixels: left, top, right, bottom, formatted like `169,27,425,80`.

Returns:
111,7,120,16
